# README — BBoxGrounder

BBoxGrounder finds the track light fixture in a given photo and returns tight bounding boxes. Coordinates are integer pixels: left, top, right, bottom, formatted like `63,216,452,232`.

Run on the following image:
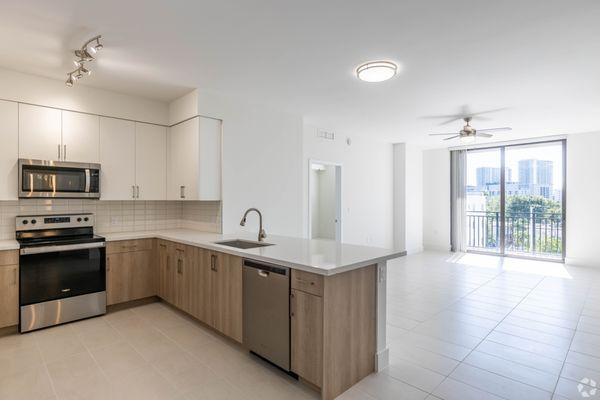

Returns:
66,35,103,87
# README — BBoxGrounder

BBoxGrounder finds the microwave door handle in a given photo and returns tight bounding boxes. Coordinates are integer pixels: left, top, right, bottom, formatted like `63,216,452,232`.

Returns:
85,169,91,193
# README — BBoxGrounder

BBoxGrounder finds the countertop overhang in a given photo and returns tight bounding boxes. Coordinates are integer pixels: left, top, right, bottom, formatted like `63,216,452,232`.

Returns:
1,229,406,276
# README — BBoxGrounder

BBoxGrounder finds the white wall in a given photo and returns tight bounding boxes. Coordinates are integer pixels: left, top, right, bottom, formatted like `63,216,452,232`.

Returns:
303,125,394,248
566,132,600,267
422,148,451,251
189,90,304,237
0,68,169,124
393,143,424,254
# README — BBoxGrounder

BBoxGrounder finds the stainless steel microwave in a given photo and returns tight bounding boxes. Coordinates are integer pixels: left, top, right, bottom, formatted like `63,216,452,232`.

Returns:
18,159,100,199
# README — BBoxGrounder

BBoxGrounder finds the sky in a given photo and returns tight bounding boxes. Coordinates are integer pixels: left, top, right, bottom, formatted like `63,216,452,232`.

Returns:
466,142,564,188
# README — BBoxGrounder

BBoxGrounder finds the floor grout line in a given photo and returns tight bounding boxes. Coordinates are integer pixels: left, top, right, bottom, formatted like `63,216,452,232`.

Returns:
426,271,549,398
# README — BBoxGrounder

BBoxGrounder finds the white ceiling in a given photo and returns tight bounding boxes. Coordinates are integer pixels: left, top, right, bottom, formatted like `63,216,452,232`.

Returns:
0,0,598,145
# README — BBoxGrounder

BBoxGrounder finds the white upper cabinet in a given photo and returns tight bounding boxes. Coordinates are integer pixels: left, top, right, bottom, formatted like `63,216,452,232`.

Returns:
99,117,136,200
0,101,18,200
198,117,222,200
135,123,166,200
167,116,221,201
62,111,100,163
18,104,62,161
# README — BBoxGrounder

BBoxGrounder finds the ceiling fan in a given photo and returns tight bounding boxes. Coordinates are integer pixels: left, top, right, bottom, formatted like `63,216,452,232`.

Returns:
429,117,512,143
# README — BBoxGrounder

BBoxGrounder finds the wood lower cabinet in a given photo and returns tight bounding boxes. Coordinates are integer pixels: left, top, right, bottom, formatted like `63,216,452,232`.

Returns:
157,240,175,304
154,242,242,343
210,251,243,343
106,240,156,306
291,267,376,400
0,250,19,328
291,288,323,387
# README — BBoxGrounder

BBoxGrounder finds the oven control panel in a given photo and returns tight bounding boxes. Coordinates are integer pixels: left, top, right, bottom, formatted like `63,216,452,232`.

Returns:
16,213,94,231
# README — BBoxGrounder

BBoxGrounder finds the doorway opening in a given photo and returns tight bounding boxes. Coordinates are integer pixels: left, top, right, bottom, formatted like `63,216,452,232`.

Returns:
308,160,342,241
464,140,566,261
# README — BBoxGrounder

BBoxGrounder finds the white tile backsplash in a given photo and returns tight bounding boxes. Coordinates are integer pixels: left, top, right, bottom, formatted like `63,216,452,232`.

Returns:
0,199,222,239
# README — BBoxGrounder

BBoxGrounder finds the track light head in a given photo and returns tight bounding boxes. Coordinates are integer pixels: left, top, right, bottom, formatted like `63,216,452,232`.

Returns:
80,66,91,75
65,74,74,87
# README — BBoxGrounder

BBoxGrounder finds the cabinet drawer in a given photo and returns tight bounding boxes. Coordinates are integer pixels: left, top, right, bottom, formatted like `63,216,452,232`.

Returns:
107,239,153,254
0,250,18,266
291,270,323,297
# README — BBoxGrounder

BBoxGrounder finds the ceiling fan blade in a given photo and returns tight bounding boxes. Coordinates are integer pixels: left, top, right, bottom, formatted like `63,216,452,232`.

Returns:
443,135,461,141
476,127,512,133
429,132,459,136
469,107,510,117
476,132,493,138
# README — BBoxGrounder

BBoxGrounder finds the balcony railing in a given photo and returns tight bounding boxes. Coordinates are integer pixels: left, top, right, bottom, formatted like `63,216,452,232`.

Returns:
466,211,563,256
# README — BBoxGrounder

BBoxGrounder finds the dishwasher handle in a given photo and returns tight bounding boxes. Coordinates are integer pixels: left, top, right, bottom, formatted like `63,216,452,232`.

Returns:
257,269,269,278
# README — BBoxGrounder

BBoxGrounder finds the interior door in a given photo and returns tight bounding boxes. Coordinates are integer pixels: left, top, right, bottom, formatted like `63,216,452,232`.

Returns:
99,117,136,200
62,111,100,162
135,123,167,200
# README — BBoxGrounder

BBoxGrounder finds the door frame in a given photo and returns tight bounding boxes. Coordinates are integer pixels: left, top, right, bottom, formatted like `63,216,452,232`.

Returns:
308,159,342,241
465,139,566,262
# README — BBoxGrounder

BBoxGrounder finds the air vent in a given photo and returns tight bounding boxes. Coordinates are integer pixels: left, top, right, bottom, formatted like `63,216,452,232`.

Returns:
317,130,335,140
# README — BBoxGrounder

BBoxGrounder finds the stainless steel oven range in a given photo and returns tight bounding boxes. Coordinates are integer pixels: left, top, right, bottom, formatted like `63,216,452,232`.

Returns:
16,213,106,333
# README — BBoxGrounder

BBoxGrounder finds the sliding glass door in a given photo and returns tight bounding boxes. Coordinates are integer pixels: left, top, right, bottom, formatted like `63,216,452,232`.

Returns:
465,140,565,260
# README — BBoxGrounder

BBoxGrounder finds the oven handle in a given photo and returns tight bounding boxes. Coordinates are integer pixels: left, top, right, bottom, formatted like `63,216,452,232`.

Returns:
20,242,106,255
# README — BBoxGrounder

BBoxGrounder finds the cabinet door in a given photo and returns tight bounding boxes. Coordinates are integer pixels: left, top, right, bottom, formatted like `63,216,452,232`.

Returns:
190,248,212,324
129,250,155,300
106,252,131,306
174,245,190,312
198,117,221,200
167,118,199,200
18,104,62,161
211,252,243,342
157,241,175,304
62,111,99,162
0,101,18,200
0,264,18,328
99,117,136,200
135,123,166,200
291,289,323,387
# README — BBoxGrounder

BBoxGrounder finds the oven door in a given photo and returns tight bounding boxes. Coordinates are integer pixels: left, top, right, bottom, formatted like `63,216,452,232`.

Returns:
19,242,106,307
19,159,100,199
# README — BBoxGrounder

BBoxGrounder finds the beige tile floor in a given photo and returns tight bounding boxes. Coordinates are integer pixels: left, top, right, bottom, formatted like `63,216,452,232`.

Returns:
2,251,600,400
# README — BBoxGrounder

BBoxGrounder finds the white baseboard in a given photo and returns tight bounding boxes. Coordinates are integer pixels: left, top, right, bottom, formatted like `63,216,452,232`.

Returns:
375,348,389,371
423,243,452,252
565,257,600,268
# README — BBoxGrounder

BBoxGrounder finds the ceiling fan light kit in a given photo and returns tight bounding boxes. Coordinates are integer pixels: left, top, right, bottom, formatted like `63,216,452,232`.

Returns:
429,116,512,143
66,35,103,87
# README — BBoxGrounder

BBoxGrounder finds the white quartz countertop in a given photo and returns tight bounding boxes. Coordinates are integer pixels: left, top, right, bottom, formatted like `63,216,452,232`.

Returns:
102,229,405,276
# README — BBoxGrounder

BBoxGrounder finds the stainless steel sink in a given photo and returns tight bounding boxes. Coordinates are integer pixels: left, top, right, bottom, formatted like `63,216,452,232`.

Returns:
214,239,274,249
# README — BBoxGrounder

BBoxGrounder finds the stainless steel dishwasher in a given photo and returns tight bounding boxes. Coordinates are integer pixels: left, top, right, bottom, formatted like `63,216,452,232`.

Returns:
243,259,290,371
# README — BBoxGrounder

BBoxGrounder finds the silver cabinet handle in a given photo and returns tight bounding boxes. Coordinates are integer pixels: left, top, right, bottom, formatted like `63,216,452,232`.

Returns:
180,185,186,199
63,144,67,160
135,185,140,199
132,185,136,199
177,258,183,274
57,144,61,160
210,254,217,271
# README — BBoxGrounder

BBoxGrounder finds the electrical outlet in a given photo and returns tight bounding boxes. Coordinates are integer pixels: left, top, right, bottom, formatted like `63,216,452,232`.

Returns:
111,217,119,226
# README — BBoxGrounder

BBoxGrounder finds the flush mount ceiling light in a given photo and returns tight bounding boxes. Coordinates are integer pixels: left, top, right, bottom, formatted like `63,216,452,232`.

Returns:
66,35,103,87
356,60,398,83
